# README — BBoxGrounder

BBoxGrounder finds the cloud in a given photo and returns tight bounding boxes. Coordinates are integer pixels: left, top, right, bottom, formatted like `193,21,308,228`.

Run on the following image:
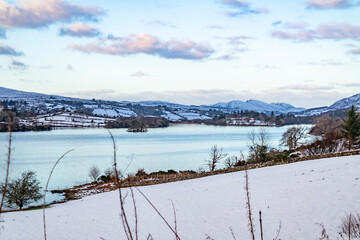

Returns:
68,33,214,60
227,35,253,45
279,83,334,91
216,54,239,61
271,23,360,42
219,0,269,16
343,82,360,87
0,0,104,29
304,59,344,66
59,89,116,98
0,27,5,38
59,23,100,38
0,44,24,56
255,64,280,69
60,88,241,106
66,64,74,70
38,65,53,70
306,0,359,9
208,25,225,30
256,88,351,108
284,21,309,30
227,8,269,17
130,71,149,77
19,78,35,82
271,21,308,30
57,87,351,108
348,47,360,54
271,21,283,27
220,0,249,8
9,59,28,70
142,20,176,28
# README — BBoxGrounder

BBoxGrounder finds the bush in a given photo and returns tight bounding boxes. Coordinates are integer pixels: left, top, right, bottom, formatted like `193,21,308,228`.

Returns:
135,168,148,177
88,165,101,182
338,212,360,239
2,171,42,209
266,149,292,162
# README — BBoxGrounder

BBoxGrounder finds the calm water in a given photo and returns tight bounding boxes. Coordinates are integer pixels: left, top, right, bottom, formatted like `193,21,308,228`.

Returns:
0,124,307,204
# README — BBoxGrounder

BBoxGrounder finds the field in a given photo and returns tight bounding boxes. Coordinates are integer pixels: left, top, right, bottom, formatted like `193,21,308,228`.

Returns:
1,155,360,239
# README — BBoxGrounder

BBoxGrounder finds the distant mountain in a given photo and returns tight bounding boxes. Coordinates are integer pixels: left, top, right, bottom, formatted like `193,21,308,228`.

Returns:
203,99,305,114
137,101,191,109
295,93,360,116
1,86,359,118
328,93,360,110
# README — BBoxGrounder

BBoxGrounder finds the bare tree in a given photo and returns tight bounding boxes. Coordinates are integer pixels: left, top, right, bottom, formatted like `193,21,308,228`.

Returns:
224,151,245,168
88,165,101,182
280,126,307,151
2,171,42,209
248,129,270,163
206,145,228,171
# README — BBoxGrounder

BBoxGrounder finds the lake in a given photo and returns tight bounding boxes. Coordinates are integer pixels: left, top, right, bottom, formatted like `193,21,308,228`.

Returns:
0,124,308,205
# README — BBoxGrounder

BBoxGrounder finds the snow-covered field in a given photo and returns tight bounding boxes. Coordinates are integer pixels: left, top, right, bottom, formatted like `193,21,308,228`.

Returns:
30,113,114,127
1,155,360,239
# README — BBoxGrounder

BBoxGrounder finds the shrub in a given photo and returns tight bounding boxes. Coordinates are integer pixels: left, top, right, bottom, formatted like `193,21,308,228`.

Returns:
88,165,101,182
135,168,148,177
2,171,42,209
338,212,360,239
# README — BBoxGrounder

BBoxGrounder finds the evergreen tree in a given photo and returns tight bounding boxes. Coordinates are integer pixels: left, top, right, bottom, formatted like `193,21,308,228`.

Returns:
341,106,360,150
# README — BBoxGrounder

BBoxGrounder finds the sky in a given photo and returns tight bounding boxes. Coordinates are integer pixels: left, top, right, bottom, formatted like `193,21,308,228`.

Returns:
0,0,360,108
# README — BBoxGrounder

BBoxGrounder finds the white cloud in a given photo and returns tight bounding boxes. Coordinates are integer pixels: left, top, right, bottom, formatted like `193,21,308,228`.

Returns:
69,33,214,60
0,0,103,29
60,23,100,38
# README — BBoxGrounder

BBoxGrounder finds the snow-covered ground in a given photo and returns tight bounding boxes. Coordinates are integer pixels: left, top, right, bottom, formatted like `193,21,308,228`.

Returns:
29,113,114,127
1,155,360,239
175,110,211,120
92,108,137,118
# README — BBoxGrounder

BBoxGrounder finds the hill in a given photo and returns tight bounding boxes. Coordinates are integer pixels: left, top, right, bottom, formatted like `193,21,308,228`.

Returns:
2,155,359,239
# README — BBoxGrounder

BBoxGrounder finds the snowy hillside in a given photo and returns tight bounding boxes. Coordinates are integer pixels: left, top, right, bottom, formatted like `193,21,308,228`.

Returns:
205,99,305,114
2,155,359,239
0,86,49,100
295,93,360,116
1,86,359,118
329,93,360,110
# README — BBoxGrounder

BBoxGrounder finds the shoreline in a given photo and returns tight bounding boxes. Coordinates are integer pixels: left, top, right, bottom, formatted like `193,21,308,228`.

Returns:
0,121,292,133
6,150,359,213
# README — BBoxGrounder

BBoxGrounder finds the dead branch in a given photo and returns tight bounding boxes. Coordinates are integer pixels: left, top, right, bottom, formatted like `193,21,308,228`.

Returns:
135,187,181,240
43,149,74,240
0,112,13,216
245,169,255,240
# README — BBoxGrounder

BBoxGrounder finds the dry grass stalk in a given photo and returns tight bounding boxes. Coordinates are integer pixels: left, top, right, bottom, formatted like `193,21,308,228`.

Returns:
43,149,74,240
273,221,282,240
108,130,135,240
229,227,237,240
0,112,13,216
245,169,255,240
338,212,360,239
259,211,264,240
171,200,179,237
317,223,330,240
135,187,181,240
130,187,138,240
205,235,215,240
